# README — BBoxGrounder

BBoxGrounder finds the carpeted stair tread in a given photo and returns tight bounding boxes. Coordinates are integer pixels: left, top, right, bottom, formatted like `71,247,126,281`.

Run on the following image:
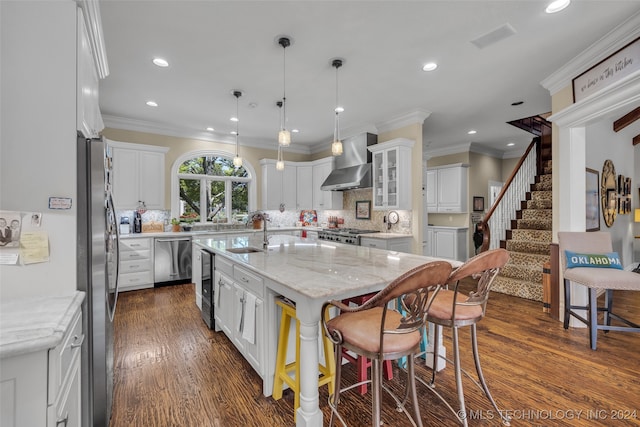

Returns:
521,209,552,221
506,251,549,266
526,199,552,210
506,240,550,255
511,229,552,242
533,181,552,191
531,190,552,202
515,219,552,230
492,276,543,301
500,264,544,283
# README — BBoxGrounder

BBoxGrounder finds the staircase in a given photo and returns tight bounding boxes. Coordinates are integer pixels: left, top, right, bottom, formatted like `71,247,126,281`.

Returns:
491,160,552,301
489,114,553,302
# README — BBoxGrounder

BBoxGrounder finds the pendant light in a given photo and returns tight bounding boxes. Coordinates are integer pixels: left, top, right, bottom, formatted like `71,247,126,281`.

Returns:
278,37,291,147
276,101,285,171
232,90,242,168
331,58,344,156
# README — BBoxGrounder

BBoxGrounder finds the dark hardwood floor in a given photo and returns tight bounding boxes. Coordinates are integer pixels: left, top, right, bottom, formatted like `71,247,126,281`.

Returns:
111,282,640,426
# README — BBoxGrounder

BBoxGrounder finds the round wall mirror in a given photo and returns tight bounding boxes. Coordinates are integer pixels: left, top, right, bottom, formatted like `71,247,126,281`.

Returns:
601,159,617,227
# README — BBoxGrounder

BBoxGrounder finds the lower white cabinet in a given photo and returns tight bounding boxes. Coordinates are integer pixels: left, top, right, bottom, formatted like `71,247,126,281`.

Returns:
0,303,82,427
427,226,468,262
359,236,413,254
214,257,265,377
118,237,154,291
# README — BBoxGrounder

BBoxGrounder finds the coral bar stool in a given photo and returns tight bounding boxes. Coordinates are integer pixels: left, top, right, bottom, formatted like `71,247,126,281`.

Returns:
341,293,393,394
272,298,335,420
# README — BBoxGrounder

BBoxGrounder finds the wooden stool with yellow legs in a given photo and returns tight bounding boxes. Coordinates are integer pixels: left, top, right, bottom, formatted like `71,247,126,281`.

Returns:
272,298,335,420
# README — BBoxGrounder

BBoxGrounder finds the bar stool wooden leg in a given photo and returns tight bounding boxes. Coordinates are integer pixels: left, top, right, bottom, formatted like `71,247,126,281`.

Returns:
273,299,335,421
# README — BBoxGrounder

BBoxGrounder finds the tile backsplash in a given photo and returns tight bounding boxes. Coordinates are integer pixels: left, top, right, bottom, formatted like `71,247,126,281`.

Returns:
116,188,412,234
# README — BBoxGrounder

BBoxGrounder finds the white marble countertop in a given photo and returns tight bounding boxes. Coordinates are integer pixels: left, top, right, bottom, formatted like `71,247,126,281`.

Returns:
359,232,412,240
120,226,319,239
426,225,469,230
0,291,85,359
195,234,461,301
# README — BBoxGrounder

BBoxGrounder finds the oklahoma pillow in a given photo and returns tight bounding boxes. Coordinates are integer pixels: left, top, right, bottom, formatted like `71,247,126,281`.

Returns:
565,250,623,269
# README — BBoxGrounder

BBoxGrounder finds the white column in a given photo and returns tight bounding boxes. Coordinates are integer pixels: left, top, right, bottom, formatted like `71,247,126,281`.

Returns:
295,300,323,427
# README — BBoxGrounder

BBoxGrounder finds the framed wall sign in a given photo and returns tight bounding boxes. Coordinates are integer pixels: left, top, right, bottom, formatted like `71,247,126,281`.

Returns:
473,196,484,212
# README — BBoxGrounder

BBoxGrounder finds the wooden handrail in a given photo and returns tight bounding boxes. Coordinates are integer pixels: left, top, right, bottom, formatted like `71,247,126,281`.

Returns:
479,138,538,252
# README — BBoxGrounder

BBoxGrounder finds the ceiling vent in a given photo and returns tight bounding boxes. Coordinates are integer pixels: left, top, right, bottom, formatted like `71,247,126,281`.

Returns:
470,23,517,49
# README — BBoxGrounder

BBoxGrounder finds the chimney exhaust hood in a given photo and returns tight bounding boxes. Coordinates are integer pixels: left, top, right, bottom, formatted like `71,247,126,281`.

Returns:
321,133,377,191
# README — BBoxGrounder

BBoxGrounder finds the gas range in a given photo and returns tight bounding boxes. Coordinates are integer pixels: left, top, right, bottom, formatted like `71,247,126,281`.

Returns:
317,228,380,245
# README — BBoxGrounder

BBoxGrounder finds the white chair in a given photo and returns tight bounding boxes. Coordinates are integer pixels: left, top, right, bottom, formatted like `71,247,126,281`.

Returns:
558,231,640,350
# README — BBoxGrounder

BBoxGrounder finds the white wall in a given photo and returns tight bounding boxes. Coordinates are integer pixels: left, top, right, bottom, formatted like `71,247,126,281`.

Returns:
0,1,79,299
585,119,639,266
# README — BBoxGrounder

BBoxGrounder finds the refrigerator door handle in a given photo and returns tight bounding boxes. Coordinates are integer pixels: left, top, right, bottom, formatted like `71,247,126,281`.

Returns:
107,191,120,321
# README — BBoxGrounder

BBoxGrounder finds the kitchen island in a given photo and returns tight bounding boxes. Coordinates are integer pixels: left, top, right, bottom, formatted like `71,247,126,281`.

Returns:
194,233,461,427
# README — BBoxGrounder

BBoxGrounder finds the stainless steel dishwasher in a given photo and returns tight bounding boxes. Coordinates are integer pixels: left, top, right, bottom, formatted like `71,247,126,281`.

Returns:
154,237,192,286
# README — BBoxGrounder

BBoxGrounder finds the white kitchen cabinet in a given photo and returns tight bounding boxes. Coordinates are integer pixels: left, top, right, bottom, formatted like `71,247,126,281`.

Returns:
296,165,313,210
232,283,264,376
428,226,468,262
426,164,469,213
118,237,154,291
110,140,168,210
77,8,103,138
261,159,297,212
0,301,83,427
368,138,414,210
360,236,413,254
312,158,343,210
214,270,234,337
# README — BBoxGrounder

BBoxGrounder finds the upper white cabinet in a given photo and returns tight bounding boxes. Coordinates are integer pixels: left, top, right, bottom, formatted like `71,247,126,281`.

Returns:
368,138,415,210
76,9,103,138
312,158,343,210
261,160,299,212
296,165,313,210
109,140,168,210
426,164,469,213
261,157,341,212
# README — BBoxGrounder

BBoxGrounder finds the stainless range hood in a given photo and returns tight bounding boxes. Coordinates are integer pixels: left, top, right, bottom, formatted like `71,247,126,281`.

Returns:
321,133,377,191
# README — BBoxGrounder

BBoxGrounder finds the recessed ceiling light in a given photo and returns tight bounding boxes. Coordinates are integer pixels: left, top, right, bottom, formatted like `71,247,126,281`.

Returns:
467,130,477,135
335,106,344,113
507,142,515,147
146,101,158,107
152,57,169,67
292,129,299,133
545,0,570,14
231,131,237,135
422,62,438,72
206,127,214,132
230,117,238,122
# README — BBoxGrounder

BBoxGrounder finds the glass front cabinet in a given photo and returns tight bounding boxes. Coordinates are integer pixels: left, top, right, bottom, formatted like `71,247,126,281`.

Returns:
368,138,414,210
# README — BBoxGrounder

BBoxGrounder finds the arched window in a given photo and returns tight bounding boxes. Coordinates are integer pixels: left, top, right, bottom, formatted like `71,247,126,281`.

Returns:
173,152,255,224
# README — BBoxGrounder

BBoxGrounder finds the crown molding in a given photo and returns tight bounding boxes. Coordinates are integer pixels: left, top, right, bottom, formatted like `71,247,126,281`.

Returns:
469,143,507,159
541,10,640,96
548,71,640,128
424,142,471,158
102,114,312,154
77,0,109,78
375,109,432,134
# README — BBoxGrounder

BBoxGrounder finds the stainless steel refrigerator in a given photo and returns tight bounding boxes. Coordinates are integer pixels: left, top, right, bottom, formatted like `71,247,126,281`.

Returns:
77,134,120,426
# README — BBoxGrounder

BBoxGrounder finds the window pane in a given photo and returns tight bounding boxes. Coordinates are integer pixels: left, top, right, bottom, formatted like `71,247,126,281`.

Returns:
209,180,226,223
179,178,200,220
232,181,249,223
180,156,248,177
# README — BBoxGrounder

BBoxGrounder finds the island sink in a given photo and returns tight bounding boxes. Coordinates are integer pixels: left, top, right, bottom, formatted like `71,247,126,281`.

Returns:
226,247,263,254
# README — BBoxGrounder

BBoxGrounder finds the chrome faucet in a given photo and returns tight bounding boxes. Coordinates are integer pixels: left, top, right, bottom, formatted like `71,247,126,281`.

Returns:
250,211,270,249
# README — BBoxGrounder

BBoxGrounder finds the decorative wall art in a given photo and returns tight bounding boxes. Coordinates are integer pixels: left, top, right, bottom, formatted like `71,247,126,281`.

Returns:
473,196,485,212
355,200,371,220
586,168,600,231
601,159,617,227
617,175,632,215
